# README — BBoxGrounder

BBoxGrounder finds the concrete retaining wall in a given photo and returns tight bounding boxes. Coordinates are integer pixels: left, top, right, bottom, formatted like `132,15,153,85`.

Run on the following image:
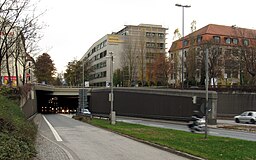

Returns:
90,88,218,124
217,92,256,117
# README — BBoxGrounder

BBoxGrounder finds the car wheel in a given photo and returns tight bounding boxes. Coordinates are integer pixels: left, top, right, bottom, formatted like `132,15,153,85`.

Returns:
235,118,240,123
250,119,255,124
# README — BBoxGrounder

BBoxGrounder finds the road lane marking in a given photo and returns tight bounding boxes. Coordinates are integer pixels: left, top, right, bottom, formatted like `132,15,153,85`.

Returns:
209,131,219,135
39,133,74,160
42,115,63,142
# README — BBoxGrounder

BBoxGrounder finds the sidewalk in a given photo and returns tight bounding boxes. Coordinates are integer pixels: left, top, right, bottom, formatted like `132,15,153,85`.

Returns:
33,114,71,160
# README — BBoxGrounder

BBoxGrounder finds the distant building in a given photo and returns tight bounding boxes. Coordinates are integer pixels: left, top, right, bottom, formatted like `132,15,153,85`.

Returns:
82,24,167,87
80,34,124,87
169,24,256,87
25,53,36,84
0,25,28,87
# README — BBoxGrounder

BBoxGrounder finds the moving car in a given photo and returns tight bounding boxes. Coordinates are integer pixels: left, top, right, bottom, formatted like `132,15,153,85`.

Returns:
234,111,256,124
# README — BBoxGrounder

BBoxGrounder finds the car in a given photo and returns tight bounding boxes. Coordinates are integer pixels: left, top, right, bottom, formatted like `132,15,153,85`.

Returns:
80,108,91,115
81,108,91,114
234,111,256,124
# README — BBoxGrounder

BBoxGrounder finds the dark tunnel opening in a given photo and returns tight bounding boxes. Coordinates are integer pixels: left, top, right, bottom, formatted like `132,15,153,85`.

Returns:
36,91,80,114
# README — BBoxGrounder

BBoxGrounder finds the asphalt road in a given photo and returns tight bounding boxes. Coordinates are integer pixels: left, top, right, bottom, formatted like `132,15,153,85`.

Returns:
40,114,191,160
117,117,256,141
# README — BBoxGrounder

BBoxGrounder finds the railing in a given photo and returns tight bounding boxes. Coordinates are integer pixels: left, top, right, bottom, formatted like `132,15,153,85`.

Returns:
32,82,256,93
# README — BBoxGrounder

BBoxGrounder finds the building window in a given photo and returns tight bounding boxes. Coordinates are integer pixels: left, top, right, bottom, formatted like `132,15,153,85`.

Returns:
232,38,238,45
146,32,156,37
243,39,249,46
183,40,189,46
146,42,155,48
225,37,231,44
157,43,164,49
213,36,220,43
197,35,202,44
158,33,164,38
170,53,174,59
146,32,151,37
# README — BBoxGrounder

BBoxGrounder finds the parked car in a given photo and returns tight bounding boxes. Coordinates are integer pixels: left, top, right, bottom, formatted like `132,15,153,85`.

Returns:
234,111,256,124
81,108,90,114
79,108,92,118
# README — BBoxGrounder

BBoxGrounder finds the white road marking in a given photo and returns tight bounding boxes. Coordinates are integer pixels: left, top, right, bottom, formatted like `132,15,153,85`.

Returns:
39,133,74,160
42,115,63,142
209,131,219,135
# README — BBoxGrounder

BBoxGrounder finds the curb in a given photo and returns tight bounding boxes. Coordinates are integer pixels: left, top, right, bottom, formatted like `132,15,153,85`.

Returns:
109,129,205,160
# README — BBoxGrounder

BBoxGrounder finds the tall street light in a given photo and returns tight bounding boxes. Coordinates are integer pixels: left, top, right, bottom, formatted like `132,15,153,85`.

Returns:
175,4,191,89
83,59,85,111
108,52,116,125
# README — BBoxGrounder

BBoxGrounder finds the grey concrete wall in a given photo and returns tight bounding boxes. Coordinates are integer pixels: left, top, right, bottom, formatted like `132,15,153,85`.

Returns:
90,88,218,124
22,99,37,119
217,92,256,117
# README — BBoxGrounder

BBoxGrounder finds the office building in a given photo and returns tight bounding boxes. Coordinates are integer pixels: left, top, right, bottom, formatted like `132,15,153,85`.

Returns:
82,24,167,87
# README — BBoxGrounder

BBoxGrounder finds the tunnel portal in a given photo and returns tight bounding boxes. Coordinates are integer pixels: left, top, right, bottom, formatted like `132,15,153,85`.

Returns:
36,91,79,114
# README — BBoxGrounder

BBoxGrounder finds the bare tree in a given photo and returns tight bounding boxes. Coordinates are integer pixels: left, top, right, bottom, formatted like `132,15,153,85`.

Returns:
235,29,256,85
121,35,138,86
152,53,170,86
138,28,146,86
0,0,44,87
173,28,181,41
64,57,93,86
198,40,223,87
191,20,196,32
185,31,199,86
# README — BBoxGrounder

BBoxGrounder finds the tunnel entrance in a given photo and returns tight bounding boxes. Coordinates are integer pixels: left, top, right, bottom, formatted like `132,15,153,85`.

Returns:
36,91,79,114
38,95,78,114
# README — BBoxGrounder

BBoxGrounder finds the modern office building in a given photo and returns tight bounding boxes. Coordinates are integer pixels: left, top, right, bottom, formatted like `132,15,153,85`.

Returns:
169,24,256,87
80,34,125,87
82,24,167,87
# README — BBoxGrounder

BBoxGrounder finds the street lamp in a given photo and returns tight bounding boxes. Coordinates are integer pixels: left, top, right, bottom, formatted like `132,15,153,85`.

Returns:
205,48,209,139
107,52,116,125
175,4,191,89
82,60,85,111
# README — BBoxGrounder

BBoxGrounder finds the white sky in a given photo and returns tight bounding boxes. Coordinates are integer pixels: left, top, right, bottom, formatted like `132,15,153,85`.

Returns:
34,0,256,73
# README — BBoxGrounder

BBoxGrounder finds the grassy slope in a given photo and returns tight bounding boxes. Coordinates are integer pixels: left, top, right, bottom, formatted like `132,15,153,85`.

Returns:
89,118,256,160
0,95,37,160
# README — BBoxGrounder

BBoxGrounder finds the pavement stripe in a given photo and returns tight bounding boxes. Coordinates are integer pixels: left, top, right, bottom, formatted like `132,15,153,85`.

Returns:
39,133,74,160
42,115,63,142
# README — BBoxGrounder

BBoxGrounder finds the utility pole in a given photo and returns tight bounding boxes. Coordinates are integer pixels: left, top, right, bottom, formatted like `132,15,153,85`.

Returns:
109,52,115,125
82,60,85,111
175,4,191,89
205,48,209,139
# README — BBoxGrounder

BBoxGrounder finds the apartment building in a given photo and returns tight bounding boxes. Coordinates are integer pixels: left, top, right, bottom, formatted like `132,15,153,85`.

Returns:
82,24,167,87
169,24,256,87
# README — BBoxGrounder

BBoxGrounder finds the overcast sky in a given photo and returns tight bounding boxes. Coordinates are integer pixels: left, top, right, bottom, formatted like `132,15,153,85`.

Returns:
34,0,256,73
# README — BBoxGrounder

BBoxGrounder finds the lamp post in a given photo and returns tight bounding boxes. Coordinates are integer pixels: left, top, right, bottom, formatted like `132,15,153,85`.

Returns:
108,52,115,125
82,60,85,111
175,4,191,89
205,48,209,139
